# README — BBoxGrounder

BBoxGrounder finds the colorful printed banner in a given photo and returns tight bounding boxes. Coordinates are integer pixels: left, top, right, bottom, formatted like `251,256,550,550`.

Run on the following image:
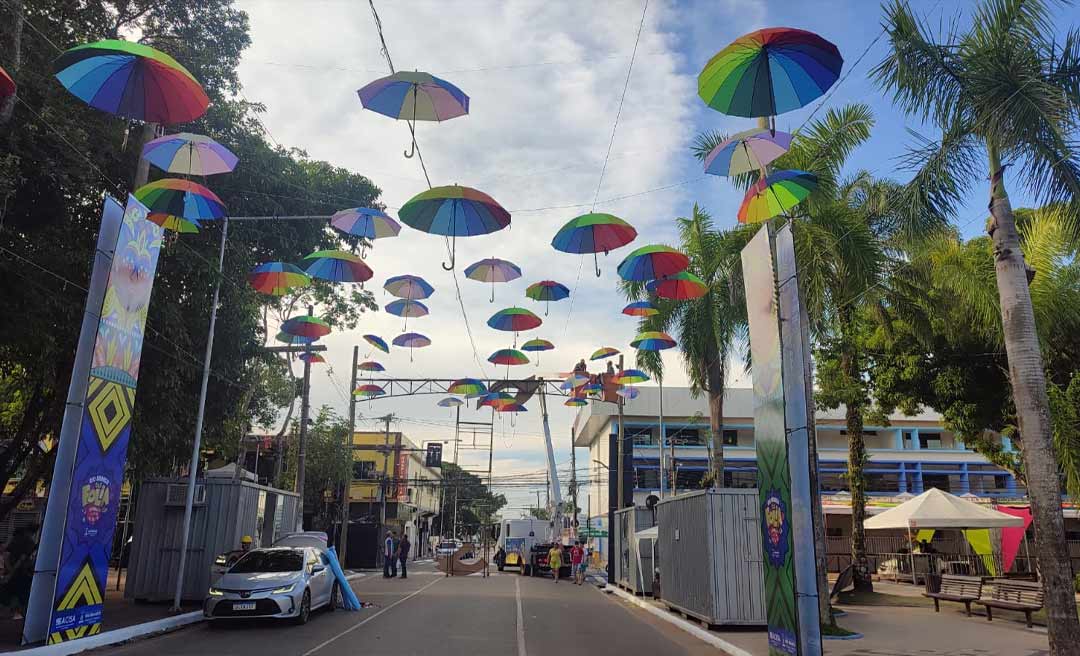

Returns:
47,196,163,643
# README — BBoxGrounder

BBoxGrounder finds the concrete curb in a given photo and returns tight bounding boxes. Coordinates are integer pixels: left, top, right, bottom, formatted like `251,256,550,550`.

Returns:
16,611,203,656
602,585,755,656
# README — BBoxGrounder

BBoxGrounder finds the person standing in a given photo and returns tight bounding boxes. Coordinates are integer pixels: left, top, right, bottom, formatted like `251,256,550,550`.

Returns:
398,533,411,579
547,543,563,584
383,530,397,578
570,540,586,585
1,525,38,620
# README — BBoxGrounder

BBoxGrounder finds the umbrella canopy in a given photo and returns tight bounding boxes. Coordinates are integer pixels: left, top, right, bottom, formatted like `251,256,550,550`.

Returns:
148,213,200,234
479,391,516,408
487,307,542,334
248,262,311,296
488,348,529,366
465,257,522,302
521,338,554,352
357,361,385,372
561,373,590,389
864,488,1024,530
703,127,792,177
385,299,429,318
398,185,510,270
331,207,401,243
564,398,587,407
383,274,434,300
525,280,569,316
353,384,386,398
303,249,373,283
698,27,843,118
738,169,818,224
617,245,689,282
648,271,708,300
281,315,331,339
393,332,430,348
615,369,650,384
551,213,638,276
53,39,209,124
438,397,464,408
448,378,487,397
616,386,639,400
495,402,527,413
358,71,469,122
134,179,226,223
0,66,14,101
631,331,677,351
582,382,602,393
364,334,389,354
142,132,238,176
275,331,316,345
590,347,620,361
298,352,325,364
622,301,658,317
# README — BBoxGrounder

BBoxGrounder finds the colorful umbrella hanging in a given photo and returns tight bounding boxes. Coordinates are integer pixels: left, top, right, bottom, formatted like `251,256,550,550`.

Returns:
353,383,386,398
385,299,429,332
737,169,818,224
648,271,708,300
521,338,554,367
560,373,590,390
698,27,843,118
615,369,650,385
248,262,311,296
303,249,373,283
134,179,226,224
590,347,620,361
142,132,238,176
275,331,316,346
357,71,469,158
364,334,390,354
703,127,792,177
565,398,587,407
331,208,401,256
0,66,15,102
525,280,570,316
551,213,638,277
298,352,326,364
398,185,511,270
488,348,529,366
448,378,487,397
53,39,210,124
465,257,521,303
622,301,659,317
479,391,515,409
384,274,434,300
617,245,689,282
281,315,331,339
495,401,527,424
631,331,677,351
438,397,464,408
487,307,542,346
582,381,602,395
148,213,201,234
357,361,385,373
392,332,431,361
617,386,639,400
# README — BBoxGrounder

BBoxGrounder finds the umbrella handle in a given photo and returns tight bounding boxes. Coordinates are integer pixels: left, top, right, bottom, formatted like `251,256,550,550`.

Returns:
441,233,456,271
404,139,416,159
594,251,601,278
490,282,494,303
545,302,549,317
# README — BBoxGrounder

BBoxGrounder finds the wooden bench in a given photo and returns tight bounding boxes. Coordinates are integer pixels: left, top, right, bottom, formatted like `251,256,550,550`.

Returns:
975,579,1044,628
923,574,983,616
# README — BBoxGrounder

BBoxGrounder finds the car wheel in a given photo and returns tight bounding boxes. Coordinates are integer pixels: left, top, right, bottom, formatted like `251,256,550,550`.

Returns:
293,589,311,625
328,582,341,611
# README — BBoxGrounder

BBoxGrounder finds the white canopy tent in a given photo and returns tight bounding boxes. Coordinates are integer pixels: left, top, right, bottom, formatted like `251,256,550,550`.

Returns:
865,488,1024,530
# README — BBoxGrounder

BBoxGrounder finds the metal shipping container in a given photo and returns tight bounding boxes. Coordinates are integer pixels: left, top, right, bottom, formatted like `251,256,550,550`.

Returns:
124,475,299,601
613,506,655,594
656,489,766,626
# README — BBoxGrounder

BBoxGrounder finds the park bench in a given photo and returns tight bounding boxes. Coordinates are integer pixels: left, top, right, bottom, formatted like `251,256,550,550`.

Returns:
923,574,983,616
975,579,1044,628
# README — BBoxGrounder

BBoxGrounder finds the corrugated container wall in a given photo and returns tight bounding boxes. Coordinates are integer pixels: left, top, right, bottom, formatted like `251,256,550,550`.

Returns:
613,506,655,594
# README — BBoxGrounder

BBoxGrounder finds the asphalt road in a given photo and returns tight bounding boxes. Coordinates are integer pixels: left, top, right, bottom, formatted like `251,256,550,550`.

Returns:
100,561,717,656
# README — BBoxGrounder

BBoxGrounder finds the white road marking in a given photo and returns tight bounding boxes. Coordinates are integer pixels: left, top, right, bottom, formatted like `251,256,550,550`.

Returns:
301,577,442,656
515,577,527,656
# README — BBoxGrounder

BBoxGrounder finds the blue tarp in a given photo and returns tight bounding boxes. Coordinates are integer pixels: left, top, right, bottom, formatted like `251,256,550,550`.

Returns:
326,546,362,610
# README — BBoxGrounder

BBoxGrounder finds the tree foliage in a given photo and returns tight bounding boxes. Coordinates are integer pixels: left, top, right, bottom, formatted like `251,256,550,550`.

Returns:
438,463,506,538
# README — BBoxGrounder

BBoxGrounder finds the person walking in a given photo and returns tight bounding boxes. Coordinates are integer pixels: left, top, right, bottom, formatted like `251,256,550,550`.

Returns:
398,533,411,579
570,540,586,585
547,543,563,584
383,530,397,578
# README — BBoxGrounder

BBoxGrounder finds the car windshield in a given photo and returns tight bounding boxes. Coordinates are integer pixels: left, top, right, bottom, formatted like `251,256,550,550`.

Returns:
229,549,303,573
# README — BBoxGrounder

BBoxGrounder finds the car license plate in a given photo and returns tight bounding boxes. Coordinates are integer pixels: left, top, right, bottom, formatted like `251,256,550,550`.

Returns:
232,601,256,611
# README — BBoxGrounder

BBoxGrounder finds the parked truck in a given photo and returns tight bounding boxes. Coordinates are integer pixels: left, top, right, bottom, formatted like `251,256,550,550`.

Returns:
495,518,547,573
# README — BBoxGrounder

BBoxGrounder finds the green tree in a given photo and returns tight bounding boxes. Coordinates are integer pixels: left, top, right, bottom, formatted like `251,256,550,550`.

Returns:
277,406,352,532
438,463,506,539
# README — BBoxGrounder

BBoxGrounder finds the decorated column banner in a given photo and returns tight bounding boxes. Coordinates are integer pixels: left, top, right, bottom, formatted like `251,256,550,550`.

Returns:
47,196,163,643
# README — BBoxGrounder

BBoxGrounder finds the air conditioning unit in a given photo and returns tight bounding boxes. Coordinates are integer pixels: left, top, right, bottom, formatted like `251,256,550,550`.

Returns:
165,483,206,506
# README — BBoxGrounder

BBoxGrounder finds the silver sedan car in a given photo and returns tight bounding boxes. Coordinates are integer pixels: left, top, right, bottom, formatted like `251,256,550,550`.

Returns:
204,546,338,624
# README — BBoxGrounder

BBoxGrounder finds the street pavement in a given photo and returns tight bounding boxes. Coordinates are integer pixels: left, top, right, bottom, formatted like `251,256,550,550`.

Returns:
100,561,717,656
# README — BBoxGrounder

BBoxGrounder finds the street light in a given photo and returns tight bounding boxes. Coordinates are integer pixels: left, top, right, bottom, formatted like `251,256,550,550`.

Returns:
592,459,609,470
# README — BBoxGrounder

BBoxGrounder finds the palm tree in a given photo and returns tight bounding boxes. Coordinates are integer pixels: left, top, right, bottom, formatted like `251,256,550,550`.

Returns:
620,205,750,488
874,1,1080,648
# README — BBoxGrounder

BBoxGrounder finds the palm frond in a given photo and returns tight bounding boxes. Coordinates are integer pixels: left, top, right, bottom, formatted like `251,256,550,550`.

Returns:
691,129,729,163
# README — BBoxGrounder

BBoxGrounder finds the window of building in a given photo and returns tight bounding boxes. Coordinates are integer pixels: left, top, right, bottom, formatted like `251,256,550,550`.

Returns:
669,427,704,446
826,527,843,538
919,433,943,449
674,469,705,489
840,430,877,436
725,470,757,488
819,472,849,492
864,472,900,493
722,429,739,446
627,426,654,446
635,467,659,489
922,473,950,491
354,460,377,479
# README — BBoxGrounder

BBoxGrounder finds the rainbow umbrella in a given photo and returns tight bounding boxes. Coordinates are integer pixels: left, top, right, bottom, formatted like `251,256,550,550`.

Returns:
479,391,515,409
358,71,469,121
565,398,587,407
353,384,386,398
448,378,487,397
631,331,677,351
331,208,401,256
648,271,708,300
495,402,527,413
275,331,316,346
590,347,620,361
0,66,15,102
737,169,818,224
393,332,431,361
398,185,511,270
364,334,389,354
521,338,554,367
525,280,570,316
698,28,843,118
488,348,529,366
622,301,658,317
703,127,792,176
561,373,590,390
281,315,331,339
551,213,638,276
385,299,429,332
142,132,238,176
438,397,464,408
615,369,650,385
582,382,602,394
53,39,209,124
617,245,689,282
465,257,521,303
617,386,639,400
248,262,311,296
383,274,434,300
357,361,385,373
299,352,326,364
303,250,373,283
148,213,200,234
134,179,226,224
487,307,542,346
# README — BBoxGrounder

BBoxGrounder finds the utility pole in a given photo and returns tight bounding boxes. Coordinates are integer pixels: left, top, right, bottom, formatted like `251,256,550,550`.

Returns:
294,304,314,530
570,426,578,539
616,355,625,510
339,345,358,564
378,413,393,566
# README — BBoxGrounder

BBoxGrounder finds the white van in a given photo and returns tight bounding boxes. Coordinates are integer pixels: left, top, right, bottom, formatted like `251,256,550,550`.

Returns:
496,518,548,572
